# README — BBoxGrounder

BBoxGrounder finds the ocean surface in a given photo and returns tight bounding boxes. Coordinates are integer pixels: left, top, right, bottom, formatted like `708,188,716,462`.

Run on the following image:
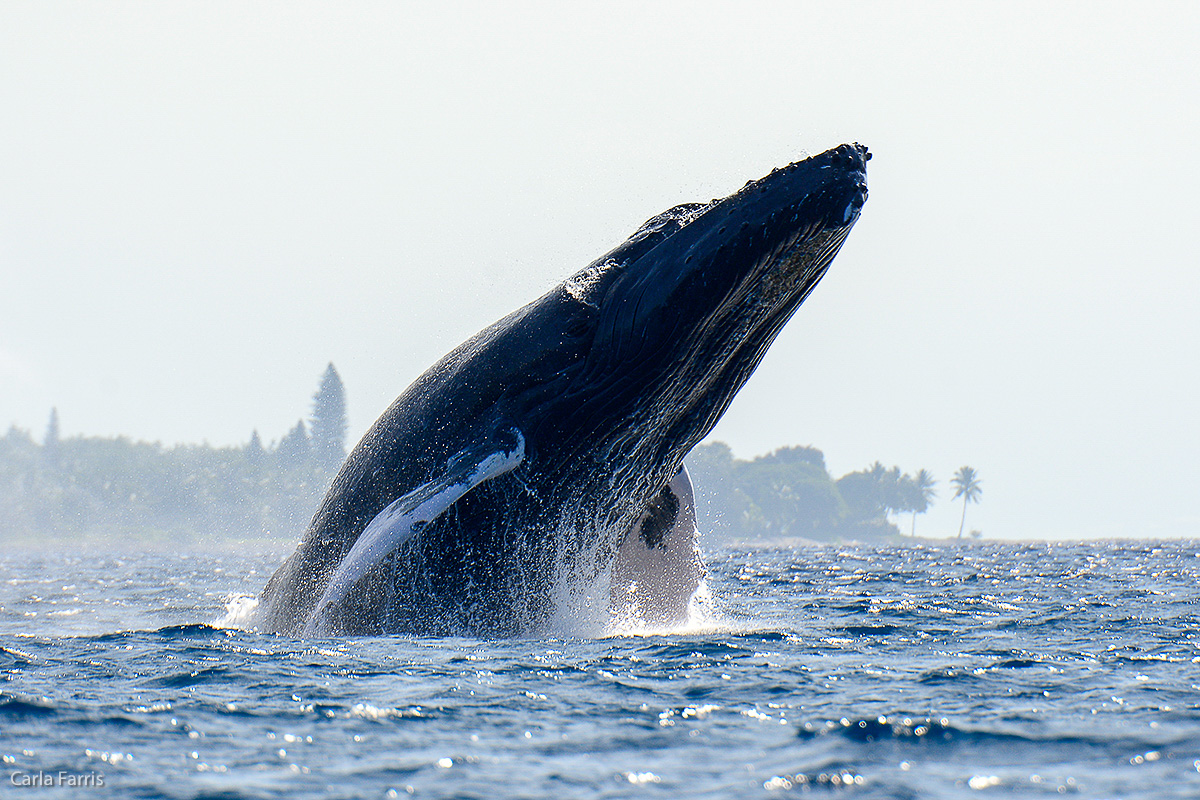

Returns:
2,540,1199,799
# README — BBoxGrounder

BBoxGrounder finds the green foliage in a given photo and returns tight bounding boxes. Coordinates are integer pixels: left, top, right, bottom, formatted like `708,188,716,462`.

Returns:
275,419,312,472
690,444,846,544
836,461,933,522
906,468,937,536
909,468,937,514
951,466,982,503
0,425,332,546
0,364,349,547
246,429,265,467
687,445,935,545
43,408,60,449
1,364,962,547
951,465,982,538
310,363,348,472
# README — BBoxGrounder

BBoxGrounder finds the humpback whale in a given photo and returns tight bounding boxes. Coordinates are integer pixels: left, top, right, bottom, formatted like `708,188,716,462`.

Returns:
255,143,869,637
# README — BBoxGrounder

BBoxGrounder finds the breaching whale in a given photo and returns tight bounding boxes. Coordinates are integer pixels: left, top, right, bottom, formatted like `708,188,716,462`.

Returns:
255,143,869,637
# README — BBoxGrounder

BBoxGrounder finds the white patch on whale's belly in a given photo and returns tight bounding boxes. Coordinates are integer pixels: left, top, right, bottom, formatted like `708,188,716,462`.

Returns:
608,467,705,627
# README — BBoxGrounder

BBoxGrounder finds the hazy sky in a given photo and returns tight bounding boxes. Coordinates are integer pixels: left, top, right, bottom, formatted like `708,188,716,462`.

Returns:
3,2,1198,541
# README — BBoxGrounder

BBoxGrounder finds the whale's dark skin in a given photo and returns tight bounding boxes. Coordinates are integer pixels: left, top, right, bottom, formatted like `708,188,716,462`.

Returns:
256,143,869,637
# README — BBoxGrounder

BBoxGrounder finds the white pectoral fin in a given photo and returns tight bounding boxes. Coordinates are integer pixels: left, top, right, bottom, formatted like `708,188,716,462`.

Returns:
302,431,525,636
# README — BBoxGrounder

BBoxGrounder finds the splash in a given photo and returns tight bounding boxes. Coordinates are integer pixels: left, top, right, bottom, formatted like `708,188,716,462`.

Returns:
549,557,742,639
214,593,259,630
545,536,618,639
602,580,746,638
212,518,736,639
214,572,743,639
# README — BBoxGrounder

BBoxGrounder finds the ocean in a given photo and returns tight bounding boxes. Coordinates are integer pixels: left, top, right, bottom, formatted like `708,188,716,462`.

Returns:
2,540,1198,799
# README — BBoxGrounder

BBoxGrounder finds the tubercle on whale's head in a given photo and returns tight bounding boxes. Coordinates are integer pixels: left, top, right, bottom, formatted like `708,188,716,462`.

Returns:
584,143,869,370
729,143,869,229
696,142,869,284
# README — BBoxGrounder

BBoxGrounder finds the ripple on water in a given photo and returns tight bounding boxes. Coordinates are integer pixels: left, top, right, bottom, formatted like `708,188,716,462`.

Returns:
2,542,1200,799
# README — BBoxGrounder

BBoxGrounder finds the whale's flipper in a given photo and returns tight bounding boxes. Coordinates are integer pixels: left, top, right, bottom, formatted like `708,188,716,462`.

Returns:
303,432,526,635
609,465,706,626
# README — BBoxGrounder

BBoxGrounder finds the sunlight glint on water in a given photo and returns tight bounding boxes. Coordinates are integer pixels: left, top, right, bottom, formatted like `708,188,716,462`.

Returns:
3,540,1200,799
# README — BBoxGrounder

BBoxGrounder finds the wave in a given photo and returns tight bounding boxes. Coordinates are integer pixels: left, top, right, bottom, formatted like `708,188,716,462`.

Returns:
0,692,57,718
797,714,1185,753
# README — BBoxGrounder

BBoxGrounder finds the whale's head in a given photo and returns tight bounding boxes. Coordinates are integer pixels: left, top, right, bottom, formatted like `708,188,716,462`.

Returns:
583,142,869,365
548,143,869,512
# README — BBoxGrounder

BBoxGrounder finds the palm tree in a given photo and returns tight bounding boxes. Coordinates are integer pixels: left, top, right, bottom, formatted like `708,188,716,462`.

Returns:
951,466,982,538
910,469,937,537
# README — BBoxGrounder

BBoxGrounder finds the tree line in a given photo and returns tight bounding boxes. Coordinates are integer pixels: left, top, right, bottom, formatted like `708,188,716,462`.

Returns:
1,364,348,547
1,364,981,546
689,445,983,545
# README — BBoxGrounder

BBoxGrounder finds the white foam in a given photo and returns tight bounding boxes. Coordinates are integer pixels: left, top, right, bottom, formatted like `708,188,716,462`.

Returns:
547,560,743,639
602,580,745,638
545,539,616,639
214,593,260,630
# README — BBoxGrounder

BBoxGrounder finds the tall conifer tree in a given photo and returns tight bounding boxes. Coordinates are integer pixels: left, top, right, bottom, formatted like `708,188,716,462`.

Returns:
42,407,60,465
276,419,311,471
246,429,265,467
310,363,347,472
